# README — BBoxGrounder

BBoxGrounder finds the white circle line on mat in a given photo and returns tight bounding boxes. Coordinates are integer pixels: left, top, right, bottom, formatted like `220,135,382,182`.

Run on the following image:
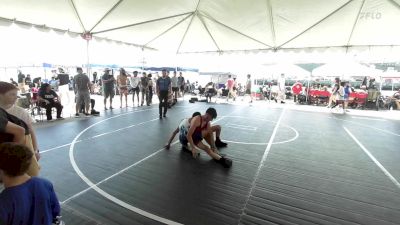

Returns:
68,106,231,225
220,116,299,145
68,111,187,225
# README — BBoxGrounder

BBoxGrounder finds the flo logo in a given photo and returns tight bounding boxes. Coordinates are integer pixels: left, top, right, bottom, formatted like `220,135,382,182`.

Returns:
359,12,382,19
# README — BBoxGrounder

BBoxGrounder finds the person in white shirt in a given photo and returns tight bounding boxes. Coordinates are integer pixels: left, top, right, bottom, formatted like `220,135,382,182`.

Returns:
277,73,286,104
245,74,253,103
129,71,141,107
171,71,179,100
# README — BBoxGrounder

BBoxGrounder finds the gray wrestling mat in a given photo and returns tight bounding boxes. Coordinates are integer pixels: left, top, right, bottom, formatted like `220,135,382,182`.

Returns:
33,102,400,225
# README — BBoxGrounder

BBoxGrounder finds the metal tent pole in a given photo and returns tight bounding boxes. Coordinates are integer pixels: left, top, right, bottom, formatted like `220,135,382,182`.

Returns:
306,73,311,103
86,39,90,76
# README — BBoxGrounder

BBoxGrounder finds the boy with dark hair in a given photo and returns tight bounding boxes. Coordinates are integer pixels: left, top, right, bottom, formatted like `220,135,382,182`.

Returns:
165,111,227,150
166,108,232,168
187,108,232,167
0,143,62,225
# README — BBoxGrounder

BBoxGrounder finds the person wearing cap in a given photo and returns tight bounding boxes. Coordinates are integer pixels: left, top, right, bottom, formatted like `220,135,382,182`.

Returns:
156,69,172,119
101,68,115,110
117,68,129,108
185,108,232,168
129,71,140,107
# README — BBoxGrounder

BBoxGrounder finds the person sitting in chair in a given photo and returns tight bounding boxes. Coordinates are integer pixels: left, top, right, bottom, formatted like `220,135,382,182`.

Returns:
38,83,63,121
388,88,400,110
205,82,216,102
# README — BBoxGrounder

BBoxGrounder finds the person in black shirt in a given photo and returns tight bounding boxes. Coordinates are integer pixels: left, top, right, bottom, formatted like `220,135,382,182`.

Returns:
148,73,154,105
25,74,32,88
101,68,115,110
38,83,63,121
140,72,149,106
17,70,26,93
17,70,25,84
92,72,98,84
156,69,171,119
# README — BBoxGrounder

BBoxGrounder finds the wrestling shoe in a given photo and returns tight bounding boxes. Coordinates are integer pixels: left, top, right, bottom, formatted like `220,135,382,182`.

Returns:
215,137,228,147
217,157,232,168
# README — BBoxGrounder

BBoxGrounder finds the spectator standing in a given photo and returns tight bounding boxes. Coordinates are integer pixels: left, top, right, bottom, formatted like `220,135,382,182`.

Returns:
117,68,129,108
292,80,303,103
343,81,352,112
25,74,32,88
92,72,98,83
245,74,253,103
57,68,71,105
171,71,179,101
17,70,26,93
101,68,115,110
226,75,235,101
129,71,140,107
156,69,171,119
178,72,185,97
74,67,91,117
140,72,149,106
277,73,286,104
148,73,154,105
327,77,340,108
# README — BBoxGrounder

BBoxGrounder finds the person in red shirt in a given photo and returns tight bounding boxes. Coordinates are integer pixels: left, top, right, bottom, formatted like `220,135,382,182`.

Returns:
226,75,235,101
291,81,303,103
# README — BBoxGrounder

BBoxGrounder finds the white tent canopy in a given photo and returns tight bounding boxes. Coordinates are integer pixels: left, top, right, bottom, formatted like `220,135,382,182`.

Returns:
312,61,383,77
262,64,311,79
1,0,400,54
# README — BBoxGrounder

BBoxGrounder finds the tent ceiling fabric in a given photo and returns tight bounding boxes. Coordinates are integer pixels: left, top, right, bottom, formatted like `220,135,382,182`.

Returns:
0,0,399,53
